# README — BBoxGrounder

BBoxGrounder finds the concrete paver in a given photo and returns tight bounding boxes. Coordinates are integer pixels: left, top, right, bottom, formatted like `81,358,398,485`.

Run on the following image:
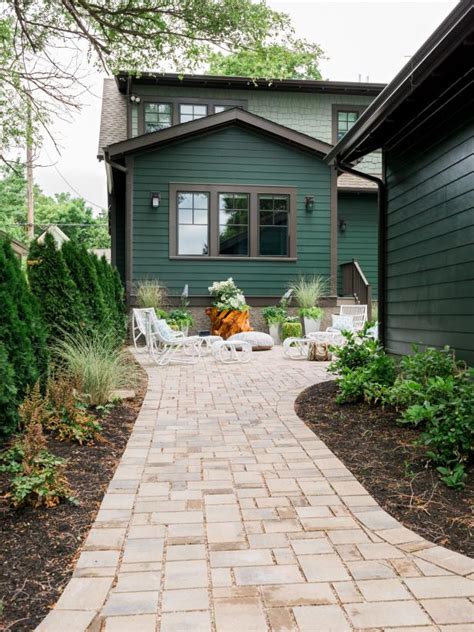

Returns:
36,347,474,631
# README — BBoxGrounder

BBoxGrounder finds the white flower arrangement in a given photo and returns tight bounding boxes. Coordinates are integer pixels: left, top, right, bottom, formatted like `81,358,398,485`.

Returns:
208,277,249,312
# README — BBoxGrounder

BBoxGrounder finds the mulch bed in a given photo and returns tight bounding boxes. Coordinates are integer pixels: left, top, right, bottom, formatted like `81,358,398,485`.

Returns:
296,380,473,557
0,363,147,632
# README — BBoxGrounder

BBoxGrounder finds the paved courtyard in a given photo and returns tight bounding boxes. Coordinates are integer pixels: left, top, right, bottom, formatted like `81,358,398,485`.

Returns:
38,347,474,631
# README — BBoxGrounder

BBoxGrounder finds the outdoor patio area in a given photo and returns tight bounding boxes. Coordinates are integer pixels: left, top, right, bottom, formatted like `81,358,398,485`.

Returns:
38,347,474,631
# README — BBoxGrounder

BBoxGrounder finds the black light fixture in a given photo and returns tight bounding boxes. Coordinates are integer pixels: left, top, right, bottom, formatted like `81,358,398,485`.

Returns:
150,192,161,208
339,218,347,233
304,196,315,212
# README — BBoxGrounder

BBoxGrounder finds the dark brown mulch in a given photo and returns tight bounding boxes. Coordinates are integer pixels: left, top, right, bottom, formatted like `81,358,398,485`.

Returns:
296,380,473,557
0,365,147,632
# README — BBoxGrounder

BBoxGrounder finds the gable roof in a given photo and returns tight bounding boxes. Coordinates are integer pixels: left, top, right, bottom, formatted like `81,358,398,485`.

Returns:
104,108,333,160
98,78,128,158
325,0,474,166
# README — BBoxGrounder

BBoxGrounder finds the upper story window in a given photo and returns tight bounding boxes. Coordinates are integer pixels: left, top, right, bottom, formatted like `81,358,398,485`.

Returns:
337,111,359,140
144,103,172,132
179,103,208,123
214,105,234,114
169,184,296,260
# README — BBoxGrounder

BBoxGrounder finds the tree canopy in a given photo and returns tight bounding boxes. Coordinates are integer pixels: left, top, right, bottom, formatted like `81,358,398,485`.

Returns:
207,41,325,81
0,164,109,248
0,0,297,161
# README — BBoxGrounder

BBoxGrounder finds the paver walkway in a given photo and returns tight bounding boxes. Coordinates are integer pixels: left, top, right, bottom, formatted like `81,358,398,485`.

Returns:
38,347,474,632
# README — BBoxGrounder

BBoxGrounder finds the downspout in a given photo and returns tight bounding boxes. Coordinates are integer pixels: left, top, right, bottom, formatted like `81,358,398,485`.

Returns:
103,151,128,272
335,160,386,347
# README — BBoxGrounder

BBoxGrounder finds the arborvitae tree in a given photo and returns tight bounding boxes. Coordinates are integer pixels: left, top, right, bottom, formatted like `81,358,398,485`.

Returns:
0,342,17,441
62,241,108,332
90,253,126,342
27,233,87,343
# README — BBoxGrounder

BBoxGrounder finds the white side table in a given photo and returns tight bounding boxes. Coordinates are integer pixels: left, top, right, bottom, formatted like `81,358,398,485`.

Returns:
212,340,252,364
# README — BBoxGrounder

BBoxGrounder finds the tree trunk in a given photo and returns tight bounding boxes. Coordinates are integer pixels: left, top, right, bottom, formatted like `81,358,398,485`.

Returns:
206,308,252,339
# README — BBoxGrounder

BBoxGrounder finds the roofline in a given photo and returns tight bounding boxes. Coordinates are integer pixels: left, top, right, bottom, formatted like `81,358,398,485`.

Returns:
325,0,474,165
115,72,385,97
104,108,333,159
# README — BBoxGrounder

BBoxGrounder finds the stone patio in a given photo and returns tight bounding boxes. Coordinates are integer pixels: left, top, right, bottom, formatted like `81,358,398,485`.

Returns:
37,347,474,631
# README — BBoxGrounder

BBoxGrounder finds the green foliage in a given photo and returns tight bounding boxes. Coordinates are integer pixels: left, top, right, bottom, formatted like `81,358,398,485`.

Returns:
136,279,167,310
54,331,138,407
27,233,87,343
0,164,109,247
167,309,194,330
207,41,325,80
281,321,303,341
92,255,126,342
262,305,288,325
328,323,397,404
0,238,48,440
299,307,323,320
290,275,329,309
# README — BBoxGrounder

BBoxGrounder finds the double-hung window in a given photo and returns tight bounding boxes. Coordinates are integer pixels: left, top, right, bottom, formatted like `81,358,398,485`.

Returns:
170,184,296,259
179,104,208,123
144,103,172,132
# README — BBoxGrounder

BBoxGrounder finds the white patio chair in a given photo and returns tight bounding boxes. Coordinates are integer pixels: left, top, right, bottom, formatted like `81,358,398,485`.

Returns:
212,340,252,364
132,307,156,351
147,317,202,366
339,304,368,331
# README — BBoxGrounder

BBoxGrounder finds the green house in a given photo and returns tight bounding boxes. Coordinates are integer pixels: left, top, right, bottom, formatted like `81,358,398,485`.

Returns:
326,1,474,364
98,73,384,312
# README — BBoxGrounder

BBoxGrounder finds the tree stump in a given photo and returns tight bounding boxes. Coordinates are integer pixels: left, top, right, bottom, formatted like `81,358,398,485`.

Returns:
206,308,252,339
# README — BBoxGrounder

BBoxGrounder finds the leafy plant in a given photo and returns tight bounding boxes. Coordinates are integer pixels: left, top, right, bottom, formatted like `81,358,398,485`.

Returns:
299,306,323,320
289,275,329,309
328,323,396,404
262,305,288,325
281,321,303,341
208,278,248,311
46,378,102,445
437,463,467,490
136,279,167,310
166,308,193,330
54,331,139,406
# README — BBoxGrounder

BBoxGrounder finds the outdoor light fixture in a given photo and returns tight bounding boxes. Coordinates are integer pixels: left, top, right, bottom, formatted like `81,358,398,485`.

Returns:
130,94,141,103
304,196,315,212
150,192,161,208
339,218,347,233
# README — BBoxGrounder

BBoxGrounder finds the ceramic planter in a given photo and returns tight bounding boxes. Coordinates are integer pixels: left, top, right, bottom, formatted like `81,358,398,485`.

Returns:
269,323,282,345
303,317,321,335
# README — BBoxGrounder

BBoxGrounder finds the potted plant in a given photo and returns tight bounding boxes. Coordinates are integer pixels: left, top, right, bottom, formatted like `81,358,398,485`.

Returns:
166,308,194,336
281,319,303,342
207,278,251,338
262,305,288,345
290,275,329,335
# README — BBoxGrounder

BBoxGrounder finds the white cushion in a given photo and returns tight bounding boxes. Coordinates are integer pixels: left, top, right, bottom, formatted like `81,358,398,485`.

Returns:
228,331,274,350
331,314,354,332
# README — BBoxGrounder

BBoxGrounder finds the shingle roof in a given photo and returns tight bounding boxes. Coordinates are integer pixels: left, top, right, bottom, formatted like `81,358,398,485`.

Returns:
97,78,128,157
337,173,377,191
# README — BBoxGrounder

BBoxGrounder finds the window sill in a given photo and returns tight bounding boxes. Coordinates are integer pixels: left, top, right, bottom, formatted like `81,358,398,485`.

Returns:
169,256,297,262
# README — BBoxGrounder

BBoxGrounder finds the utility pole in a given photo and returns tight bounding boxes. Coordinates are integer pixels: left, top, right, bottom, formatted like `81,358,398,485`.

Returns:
26,98,34,240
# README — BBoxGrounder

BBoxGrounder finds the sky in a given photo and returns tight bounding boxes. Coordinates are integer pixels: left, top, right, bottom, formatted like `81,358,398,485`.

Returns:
34,0,457,213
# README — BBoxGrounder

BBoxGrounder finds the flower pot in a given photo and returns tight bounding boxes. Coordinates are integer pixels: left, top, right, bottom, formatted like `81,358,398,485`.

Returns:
206,307,252,339
303,317,321,335
181,326,189,337
269,323,281,345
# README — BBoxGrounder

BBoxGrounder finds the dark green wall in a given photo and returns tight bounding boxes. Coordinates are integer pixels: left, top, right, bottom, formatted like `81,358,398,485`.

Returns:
385,99,474,365
131,124,332,297
338,192,378,297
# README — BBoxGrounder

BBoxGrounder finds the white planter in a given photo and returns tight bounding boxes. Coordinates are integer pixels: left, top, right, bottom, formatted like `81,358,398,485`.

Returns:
269,323,282,345
303,317,321,335
181,326,189,337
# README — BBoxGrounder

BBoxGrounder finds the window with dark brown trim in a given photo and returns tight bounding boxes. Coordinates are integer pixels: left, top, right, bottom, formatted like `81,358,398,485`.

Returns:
144,102,172,132
332,104,365,144
169,183,297,260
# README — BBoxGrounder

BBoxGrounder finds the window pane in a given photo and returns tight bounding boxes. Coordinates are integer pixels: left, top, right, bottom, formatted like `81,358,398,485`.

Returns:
144,103,172,133
194,193,209,209
337,110,359,140
259,196,274,211
180,105,193,115
260,226,288,256
178,225,208,255
219,209,248,226
194,105,207,117
179,103,208,123
178,193,193,209
178,208,192,224
219,226,248,255
274,195,289,211
218,192,249,256
274,211,288,226
215,105,232,113
193,208,208,225
259,211,273,225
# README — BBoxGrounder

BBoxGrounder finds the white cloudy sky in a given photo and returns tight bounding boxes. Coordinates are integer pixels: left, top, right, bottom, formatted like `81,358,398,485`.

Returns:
34,0,456,212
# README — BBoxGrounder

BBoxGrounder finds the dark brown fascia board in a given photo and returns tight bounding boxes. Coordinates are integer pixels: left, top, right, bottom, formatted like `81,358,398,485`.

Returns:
115,72,385,96
325,0,474,165
105,108,333,159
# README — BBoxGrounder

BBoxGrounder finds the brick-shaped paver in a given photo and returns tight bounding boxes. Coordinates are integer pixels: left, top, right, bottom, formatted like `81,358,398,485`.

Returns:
36,347,474,631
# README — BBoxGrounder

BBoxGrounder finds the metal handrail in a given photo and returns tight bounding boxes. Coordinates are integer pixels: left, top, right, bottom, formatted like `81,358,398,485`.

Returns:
340,259,372,320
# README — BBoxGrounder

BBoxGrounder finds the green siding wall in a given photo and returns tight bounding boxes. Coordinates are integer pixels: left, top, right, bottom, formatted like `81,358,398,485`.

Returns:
385,98,474,364
131,125,332,297
337,192,378,297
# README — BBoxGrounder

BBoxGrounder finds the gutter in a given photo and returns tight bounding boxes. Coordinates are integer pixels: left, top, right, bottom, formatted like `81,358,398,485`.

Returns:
335,161,386,346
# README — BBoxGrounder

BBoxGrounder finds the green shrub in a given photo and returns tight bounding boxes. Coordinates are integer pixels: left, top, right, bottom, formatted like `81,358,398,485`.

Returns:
136,279,167,310
167,308,193,330
281,321,303,341
28,233,87,343
92,255,126,342
0,343,18,440
299,306,323,320
328,323,397,404
54,331,138,406
290,275,329,309
262,305,288,325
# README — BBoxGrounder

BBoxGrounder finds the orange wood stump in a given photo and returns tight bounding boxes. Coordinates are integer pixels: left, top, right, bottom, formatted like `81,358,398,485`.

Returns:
206,308,253,339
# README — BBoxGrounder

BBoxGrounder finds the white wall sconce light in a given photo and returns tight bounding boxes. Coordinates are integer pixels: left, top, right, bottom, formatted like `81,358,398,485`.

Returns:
150,192,161,208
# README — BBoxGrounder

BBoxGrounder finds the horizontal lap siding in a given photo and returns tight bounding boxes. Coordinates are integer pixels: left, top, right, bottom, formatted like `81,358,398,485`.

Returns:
385,98,474,364
337,192,378,297
132,126,331,296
